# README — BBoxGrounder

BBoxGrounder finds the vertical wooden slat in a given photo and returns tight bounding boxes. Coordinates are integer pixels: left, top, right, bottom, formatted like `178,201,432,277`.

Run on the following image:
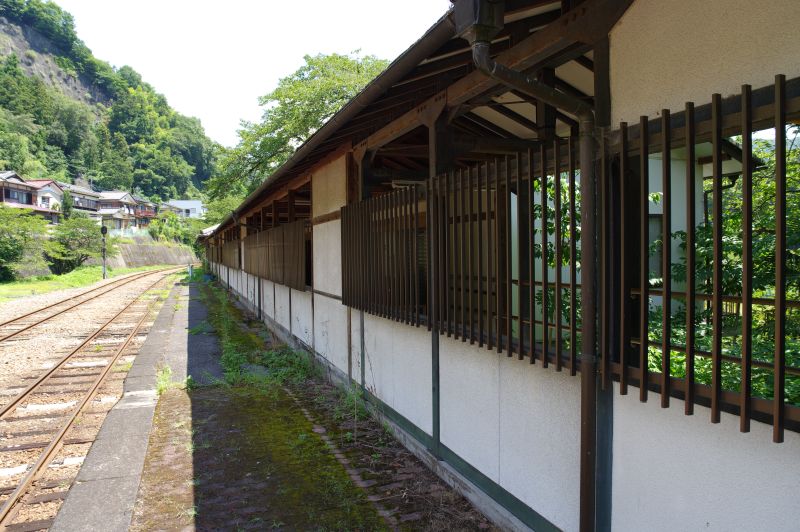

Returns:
381,194,388,319
433,177,440,332
468,165,475,344
685,103,696,415
404,188,409,324
505,155,513,355
399,189,405,323
774,74,786,443
414,185,420,327
711,94,723,423
494,161,505,353
440,174,447,335
487,161,494,351
661,109,672,408
478,163,485,348
530,149,536,364
618,126,628,391
446,171,452,337
517,153,524,361
426,179,433,330
639,115,649,402
554,139,563,371
541,144,549,368
379,194,386,318
740,86,752,431
455,170,462,339
568,140,576,374
461,168,468,341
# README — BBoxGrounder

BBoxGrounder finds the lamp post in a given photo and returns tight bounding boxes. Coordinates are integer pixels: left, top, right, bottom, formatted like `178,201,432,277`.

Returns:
100,225,107,279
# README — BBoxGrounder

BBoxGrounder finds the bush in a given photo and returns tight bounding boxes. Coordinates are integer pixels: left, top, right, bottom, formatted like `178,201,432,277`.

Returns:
45,217,116,275
0,205,48,281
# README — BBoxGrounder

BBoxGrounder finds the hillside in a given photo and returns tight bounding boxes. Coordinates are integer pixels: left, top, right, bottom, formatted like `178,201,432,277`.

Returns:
0,0,217,200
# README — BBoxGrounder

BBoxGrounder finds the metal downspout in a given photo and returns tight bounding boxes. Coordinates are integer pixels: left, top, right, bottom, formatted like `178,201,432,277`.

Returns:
470,41,599,532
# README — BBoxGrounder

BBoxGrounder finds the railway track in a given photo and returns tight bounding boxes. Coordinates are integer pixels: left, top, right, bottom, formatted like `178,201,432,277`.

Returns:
0,269,181,531
0,267,177,344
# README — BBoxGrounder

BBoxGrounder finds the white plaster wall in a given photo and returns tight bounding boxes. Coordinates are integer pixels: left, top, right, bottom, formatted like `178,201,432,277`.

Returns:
612,385,800,531
439,337,500,481
351,310,362,383
363,314,432,434
312,220,343,296
610,0,800,125
291,289,313,347
275,284,291,331
313,294,349,375
311,155,347,218
262,279,275,320
439,338,582,532
498,360,581,532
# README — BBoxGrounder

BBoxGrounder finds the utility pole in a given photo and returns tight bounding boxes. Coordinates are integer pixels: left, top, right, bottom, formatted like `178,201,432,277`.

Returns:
100,225,108,279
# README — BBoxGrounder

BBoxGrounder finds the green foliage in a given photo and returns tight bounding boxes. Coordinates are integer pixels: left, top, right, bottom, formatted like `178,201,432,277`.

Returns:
61,188,73,219
148,211,203,247
44,216,114,274
203,194,245,225
646,126,800,405
0,204,48,280
209,52,387,199
0,2,221,200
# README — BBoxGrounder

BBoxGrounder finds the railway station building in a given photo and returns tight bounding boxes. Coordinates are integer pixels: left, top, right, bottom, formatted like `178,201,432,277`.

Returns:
203,1,800,530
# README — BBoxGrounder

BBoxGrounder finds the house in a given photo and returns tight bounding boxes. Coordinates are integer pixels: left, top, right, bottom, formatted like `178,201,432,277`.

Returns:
98,191,137,230
159,202,183,216
0,172,60,223
26,180,63,212
132,195,157,227
203,1,800,531
167,199,206,219
58,182,100,214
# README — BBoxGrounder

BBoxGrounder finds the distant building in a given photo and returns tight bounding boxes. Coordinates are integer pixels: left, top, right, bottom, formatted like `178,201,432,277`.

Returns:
26,180,64,211
98,191,137,229
132,195,157,227
0,172,60,223
167,200,206,219
58,182,100,214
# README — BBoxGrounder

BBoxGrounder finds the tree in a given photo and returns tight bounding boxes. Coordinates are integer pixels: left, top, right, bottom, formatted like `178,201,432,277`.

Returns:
0,205,48,281
45,217,112,275
61,189,73,219
209,52,388,199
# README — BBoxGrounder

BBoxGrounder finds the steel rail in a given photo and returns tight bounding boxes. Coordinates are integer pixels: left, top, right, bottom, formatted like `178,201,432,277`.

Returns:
0,267,175,343
0,268,182,421
0,268,168,329
0,272,173,528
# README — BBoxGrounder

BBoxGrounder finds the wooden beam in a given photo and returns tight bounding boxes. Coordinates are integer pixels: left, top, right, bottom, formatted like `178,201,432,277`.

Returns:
446,0,633,109
358,91,447,154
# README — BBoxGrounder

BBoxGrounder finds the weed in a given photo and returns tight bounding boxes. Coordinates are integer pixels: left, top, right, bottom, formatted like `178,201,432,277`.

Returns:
156,365,173,395
188,321,212,335
179,506,198,519
114,361,133,373
334,388,368,422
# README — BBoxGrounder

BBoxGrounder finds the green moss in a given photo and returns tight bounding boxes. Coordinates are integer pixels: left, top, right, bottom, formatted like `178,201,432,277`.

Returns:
191,388,386,530
196,281,316,387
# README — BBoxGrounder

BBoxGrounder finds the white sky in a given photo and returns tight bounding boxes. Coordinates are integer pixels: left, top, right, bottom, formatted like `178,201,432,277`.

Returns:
54,0,453,147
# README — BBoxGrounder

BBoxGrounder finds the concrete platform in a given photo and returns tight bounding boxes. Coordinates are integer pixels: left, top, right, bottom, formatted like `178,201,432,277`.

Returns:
51,281,222,532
